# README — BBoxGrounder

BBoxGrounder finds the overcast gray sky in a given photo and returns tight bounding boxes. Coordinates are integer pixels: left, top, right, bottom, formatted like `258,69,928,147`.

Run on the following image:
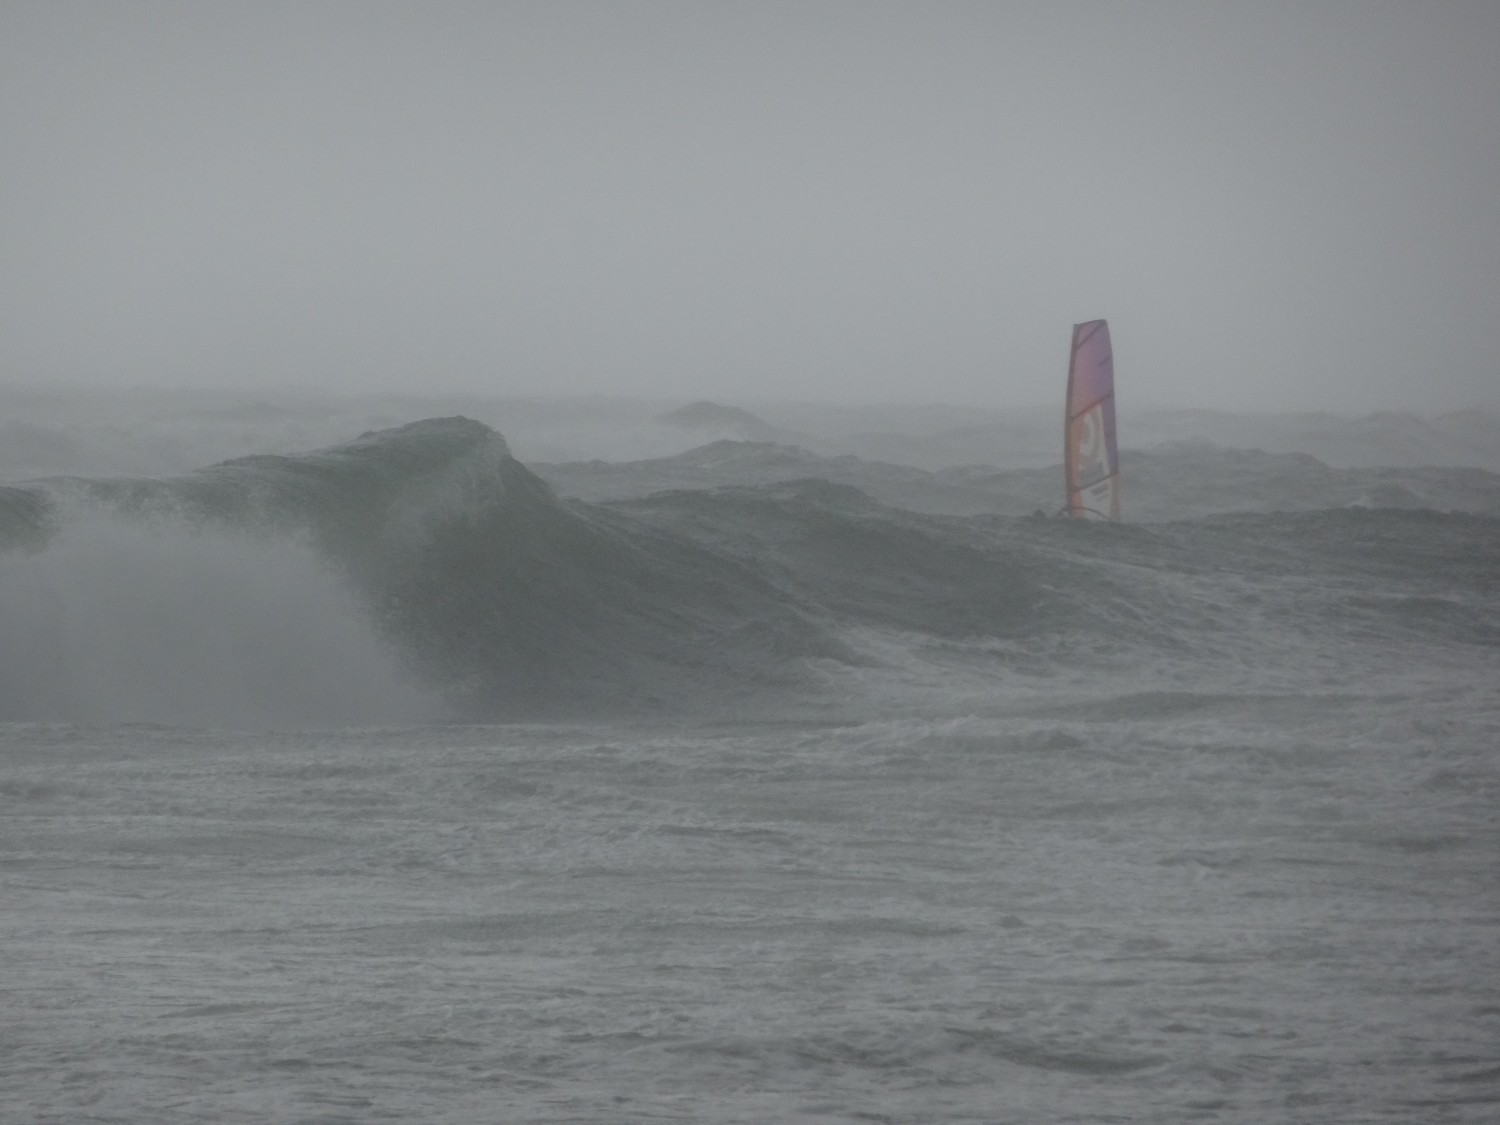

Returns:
2,1,1496,412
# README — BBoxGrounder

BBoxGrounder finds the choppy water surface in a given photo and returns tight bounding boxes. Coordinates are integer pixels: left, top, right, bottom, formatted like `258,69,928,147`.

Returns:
5,680,1498,1123
3,417,1499,1120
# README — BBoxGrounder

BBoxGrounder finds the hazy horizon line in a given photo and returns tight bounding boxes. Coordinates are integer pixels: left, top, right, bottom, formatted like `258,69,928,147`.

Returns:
3,378,1498,422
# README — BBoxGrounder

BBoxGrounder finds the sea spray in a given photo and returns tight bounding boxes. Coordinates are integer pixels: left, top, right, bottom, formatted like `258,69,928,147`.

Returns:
0,510,435,728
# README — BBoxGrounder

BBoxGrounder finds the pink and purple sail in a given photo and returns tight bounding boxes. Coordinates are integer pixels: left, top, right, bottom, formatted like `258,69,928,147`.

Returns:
1064,319,1120,520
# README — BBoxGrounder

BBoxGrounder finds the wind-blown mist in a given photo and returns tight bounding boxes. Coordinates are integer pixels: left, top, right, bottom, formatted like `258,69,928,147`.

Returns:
0,513,432,728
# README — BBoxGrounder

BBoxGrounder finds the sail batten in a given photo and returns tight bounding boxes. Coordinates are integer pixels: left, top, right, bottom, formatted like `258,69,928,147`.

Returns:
1064,319,1120,520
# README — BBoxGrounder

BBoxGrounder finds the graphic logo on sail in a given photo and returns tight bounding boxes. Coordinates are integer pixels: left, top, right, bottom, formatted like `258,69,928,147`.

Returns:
1070,403,1110,489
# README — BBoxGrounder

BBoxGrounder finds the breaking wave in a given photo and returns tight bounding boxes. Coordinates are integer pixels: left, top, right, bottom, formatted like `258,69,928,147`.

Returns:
1,417,1496,725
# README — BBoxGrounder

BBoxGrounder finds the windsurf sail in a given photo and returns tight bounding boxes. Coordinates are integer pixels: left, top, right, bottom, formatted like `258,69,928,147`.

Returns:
1064,319,1120,520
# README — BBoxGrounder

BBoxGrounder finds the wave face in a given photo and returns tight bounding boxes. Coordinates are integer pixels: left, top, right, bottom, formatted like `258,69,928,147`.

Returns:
1,419,839,723
3,417,1497,724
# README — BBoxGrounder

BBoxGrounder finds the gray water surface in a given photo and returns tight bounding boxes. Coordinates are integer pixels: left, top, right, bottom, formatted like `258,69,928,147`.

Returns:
5,679,1497,1123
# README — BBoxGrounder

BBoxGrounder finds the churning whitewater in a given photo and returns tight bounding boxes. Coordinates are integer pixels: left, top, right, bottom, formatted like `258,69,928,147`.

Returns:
3,417,1498,1122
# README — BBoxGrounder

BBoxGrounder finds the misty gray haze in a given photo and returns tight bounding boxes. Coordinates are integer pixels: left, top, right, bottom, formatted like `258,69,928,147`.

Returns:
3,0,1498,411
5,5,1500,1124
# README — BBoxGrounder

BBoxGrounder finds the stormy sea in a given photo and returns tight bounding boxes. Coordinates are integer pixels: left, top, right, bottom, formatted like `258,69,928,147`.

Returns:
3,398,1498,1123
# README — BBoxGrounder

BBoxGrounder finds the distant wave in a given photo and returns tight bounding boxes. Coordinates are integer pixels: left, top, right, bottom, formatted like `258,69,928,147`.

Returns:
0,484,51,552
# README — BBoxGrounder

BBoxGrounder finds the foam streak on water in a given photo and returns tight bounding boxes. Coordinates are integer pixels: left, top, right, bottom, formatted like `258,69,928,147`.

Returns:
4,682,1498,1122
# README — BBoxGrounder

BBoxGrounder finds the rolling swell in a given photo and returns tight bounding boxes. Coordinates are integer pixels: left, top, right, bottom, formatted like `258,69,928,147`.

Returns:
613,481,1085,641
5,419,842,718
3,417,1497,721
616,484,1500,687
